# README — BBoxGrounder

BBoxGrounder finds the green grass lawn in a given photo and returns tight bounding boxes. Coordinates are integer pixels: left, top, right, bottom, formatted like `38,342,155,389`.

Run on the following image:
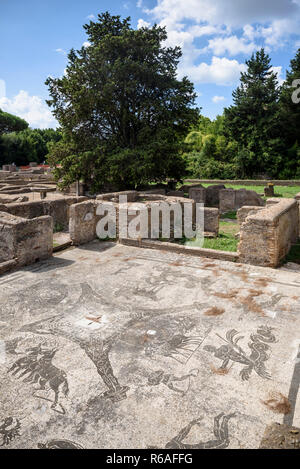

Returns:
174,221,239,252
200,183,300,199
220,210,237,220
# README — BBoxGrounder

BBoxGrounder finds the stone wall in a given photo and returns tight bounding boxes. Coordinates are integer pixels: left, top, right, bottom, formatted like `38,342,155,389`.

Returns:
188,187,206,204
219,188,264,213
0,211,53,267
4,196,87,230
238,198,299,267
69,195,219,245
96,190,138,202
237,206,265,225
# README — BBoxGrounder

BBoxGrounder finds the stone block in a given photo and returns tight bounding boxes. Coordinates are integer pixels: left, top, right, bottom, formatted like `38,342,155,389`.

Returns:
219,188,236,212
205,184,226,207
69,201,96,245
235,188,264,208
264,183,275,197
220,188,264,213
204,208,219,235
189,187,206,204
0,212,53,267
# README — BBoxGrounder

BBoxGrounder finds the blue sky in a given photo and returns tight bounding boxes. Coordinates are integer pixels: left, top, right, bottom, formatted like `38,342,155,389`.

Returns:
1,0,300,128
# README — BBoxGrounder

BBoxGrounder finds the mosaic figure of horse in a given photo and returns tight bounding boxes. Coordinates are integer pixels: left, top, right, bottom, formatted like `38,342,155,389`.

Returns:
8,345,69,414
204,326,276,380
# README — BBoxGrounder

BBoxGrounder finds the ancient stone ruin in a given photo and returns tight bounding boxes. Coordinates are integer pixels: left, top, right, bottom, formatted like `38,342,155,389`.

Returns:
0,168,299,272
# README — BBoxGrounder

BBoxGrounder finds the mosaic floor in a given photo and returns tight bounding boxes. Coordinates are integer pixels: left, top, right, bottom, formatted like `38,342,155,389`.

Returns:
0,240,299,449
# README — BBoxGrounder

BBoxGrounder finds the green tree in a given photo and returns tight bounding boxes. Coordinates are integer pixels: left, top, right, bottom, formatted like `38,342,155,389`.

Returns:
278,49,300,177
224,49,282,177
45,12,199,191
0,109,28,135
0,127,62,167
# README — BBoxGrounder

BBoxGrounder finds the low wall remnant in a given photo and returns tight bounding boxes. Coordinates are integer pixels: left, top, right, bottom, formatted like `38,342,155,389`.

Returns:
4,196,87,230
0,211,53,268
238,198,299,267
219,188,264,213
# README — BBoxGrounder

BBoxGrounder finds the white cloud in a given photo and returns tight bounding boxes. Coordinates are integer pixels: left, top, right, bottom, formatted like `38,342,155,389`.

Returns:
271,65,284,85
0,79,6,99
212,95,225,103
179,56,246,85
140,0,300,91
206,36,257,56
82,41,91,48
86,14,95,20
137,0,143,7
0,88,57,129
137,19,151,29
147,0,298,29
55,48,67,56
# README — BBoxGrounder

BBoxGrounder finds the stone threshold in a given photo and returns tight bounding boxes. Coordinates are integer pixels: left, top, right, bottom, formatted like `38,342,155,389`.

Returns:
119,238,239,262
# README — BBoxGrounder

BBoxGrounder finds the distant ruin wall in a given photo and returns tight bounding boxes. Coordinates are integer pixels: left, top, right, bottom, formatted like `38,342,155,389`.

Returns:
4,196,87,229
184,179,300,187
238,198,299,267
219,188,264,213
0,211,53,268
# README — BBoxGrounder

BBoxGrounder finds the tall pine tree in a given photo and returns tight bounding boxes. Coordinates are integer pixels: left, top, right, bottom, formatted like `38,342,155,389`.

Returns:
278,49,300,177
224,49,281,177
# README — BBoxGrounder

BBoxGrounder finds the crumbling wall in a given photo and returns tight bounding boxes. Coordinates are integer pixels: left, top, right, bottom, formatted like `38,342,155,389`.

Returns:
237,206,265,225
69,194,219,245
96,190,138,202
238,198,299,267
0,211,53,267
4,196,87,230
219,188,264,213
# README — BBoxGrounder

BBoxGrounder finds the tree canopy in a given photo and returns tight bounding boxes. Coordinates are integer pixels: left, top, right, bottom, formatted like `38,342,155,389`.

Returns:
46,12,199,190
0,109,29,135
224,49,282,177
184,48,300,180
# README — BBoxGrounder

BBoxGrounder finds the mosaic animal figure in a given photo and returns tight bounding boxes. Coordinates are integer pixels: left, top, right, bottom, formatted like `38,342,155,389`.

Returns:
145,333,205,364
8,345,69,414
0,417,21,446
38,439,84,449
148,369,199,395
149,413,236,449
204,326,276,380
